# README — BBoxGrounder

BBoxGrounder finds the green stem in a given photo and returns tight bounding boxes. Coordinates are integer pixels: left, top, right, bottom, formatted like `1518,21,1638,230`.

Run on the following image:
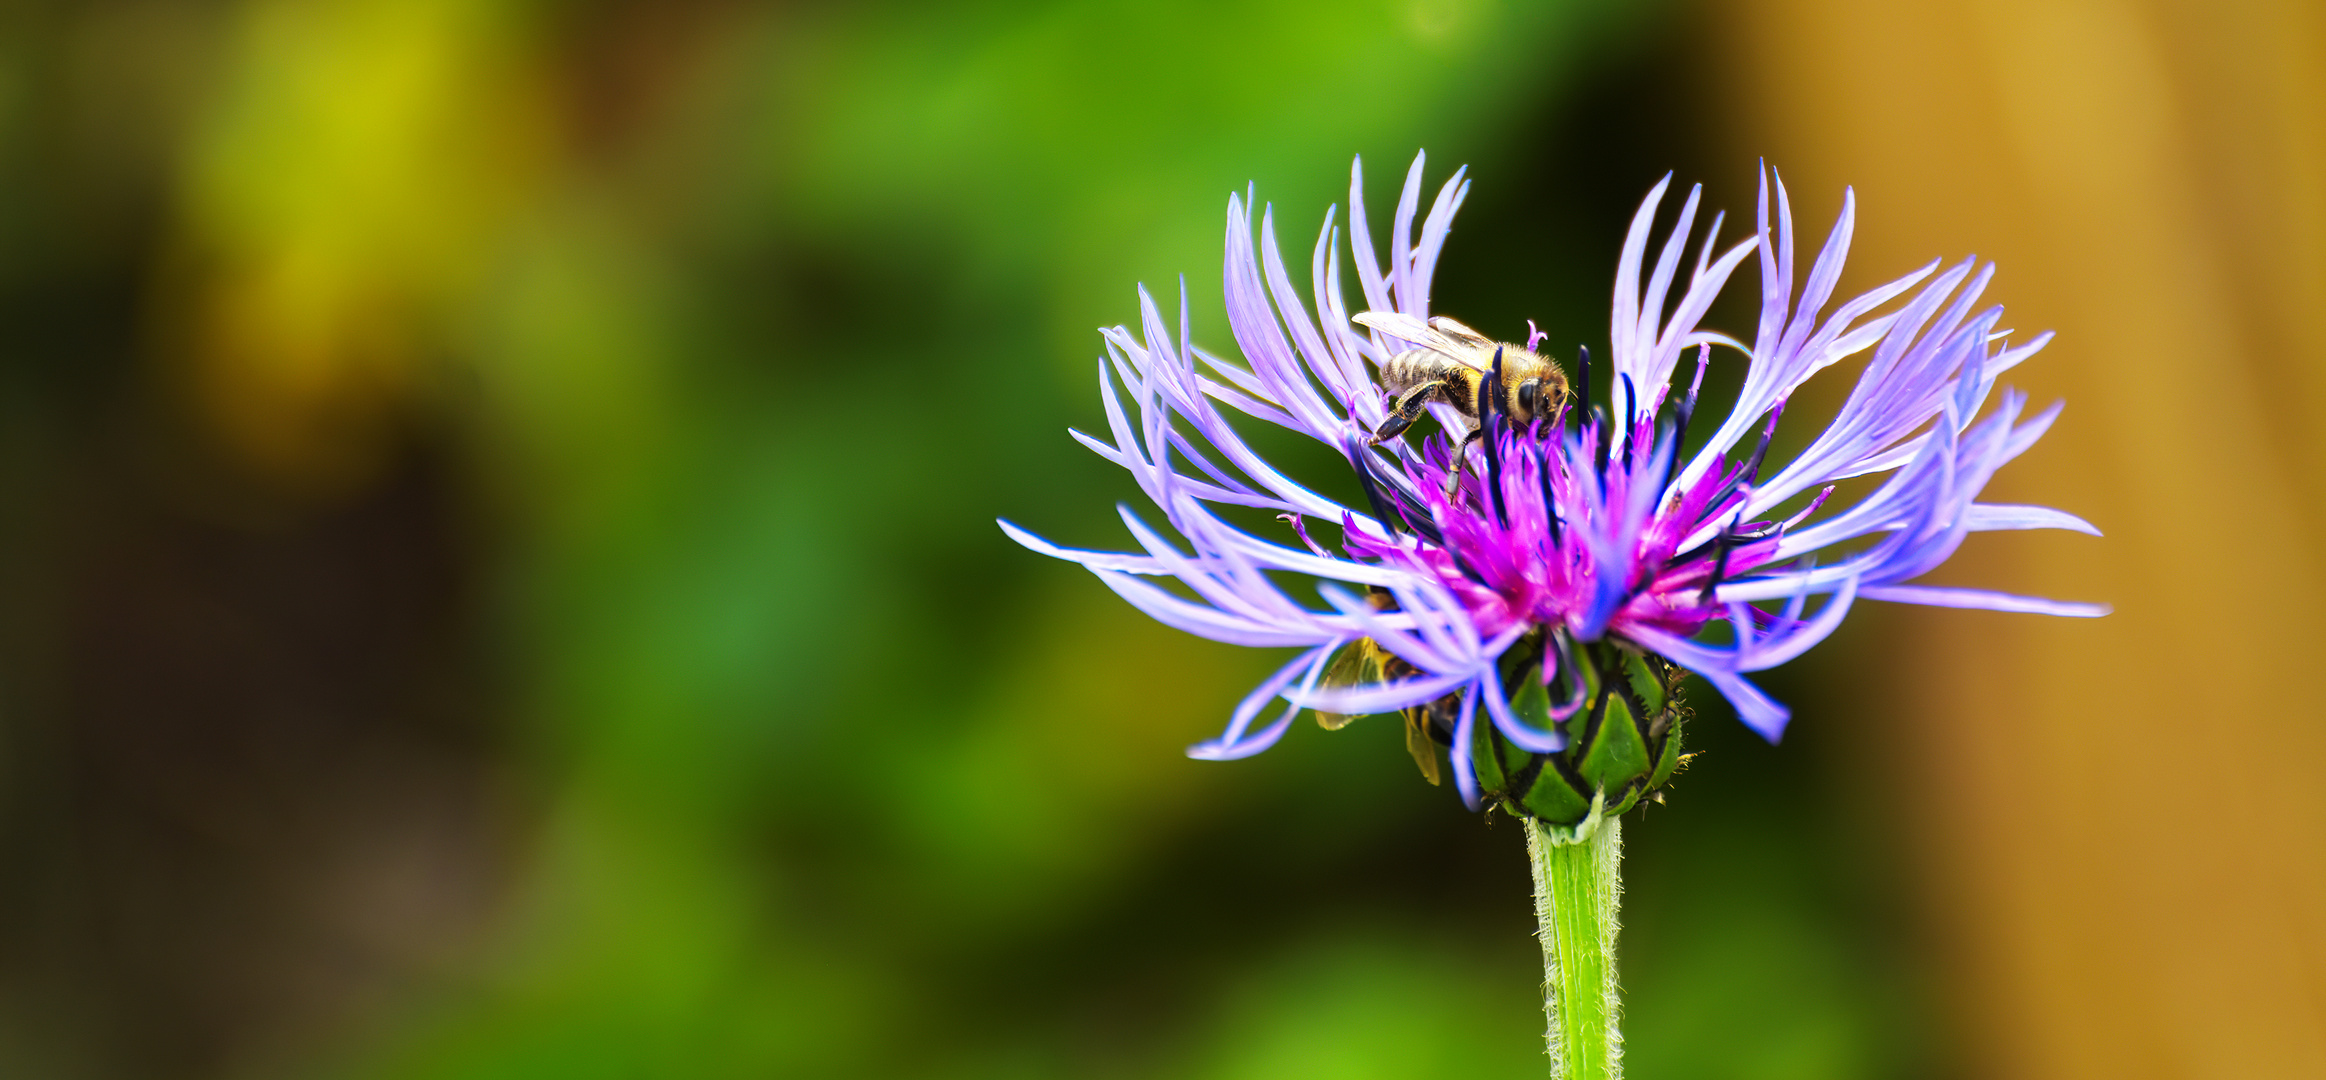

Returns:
1527,815,1623,1080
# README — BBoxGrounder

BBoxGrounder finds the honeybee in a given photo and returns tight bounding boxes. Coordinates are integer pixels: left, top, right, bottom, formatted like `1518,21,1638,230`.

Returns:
1313,634,1444,787
1352,311,1570,443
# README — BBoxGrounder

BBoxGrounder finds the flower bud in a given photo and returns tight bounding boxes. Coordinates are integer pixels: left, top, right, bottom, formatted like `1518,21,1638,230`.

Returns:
1469,637,1688,830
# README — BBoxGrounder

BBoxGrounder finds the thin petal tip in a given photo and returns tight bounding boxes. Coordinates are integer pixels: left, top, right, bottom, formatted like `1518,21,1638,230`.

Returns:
1186,739,1268,761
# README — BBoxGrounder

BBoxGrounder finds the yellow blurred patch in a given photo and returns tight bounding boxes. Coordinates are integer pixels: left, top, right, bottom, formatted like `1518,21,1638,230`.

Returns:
166,0,559,496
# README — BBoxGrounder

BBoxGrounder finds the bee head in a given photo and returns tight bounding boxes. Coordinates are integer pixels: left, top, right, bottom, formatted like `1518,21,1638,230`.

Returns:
1516,378,1542,421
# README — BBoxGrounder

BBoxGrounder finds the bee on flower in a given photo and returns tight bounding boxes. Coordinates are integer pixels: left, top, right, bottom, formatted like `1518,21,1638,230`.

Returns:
1003,153,2105,831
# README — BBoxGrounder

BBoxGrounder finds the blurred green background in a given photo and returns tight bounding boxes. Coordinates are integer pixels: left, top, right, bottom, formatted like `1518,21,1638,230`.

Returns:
0,0,2127,1077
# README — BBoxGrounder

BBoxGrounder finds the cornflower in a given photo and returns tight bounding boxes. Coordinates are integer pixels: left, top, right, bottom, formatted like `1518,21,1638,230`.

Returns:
1002,153,2103,1079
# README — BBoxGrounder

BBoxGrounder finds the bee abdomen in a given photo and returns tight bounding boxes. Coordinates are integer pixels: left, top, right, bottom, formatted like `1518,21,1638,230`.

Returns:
1380,349,1436,393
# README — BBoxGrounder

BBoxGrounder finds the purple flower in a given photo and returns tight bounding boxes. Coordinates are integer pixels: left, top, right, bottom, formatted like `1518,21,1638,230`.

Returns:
1002,153,2105,811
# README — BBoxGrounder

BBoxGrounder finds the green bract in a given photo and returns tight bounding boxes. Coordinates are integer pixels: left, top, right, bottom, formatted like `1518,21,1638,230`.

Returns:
1477,640,1689,832
1321,636,1689,832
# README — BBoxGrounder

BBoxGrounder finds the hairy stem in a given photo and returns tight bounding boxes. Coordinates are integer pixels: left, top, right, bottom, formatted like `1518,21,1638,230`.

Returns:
1528,816,1623,1080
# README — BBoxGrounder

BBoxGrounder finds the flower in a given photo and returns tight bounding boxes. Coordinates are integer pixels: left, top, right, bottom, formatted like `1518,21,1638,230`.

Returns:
1002,152,2105,819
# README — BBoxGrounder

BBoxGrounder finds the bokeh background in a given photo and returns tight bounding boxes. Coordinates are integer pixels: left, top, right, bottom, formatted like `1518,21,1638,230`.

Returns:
0,0,2316,1077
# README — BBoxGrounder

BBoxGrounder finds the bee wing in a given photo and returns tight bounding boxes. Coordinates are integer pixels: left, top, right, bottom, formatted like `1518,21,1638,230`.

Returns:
1352,311,1490,371
1312,639,1388,731
1402,709,1443,786
1426,316,1495,348
1311,638,1441,784
1351,310,1434,344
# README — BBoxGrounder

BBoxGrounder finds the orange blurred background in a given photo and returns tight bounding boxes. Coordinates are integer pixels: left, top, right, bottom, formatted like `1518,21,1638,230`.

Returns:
1720,1,2326,1076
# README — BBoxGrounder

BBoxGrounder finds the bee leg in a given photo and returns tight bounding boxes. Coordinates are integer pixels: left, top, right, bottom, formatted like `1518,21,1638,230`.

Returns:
1371,382,1444,443
1445,427,1484,496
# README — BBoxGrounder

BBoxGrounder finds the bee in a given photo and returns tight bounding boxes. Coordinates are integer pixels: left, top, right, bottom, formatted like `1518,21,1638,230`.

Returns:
1352,311,1570,444
1311,588,1448,787
1313,635,1444,788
